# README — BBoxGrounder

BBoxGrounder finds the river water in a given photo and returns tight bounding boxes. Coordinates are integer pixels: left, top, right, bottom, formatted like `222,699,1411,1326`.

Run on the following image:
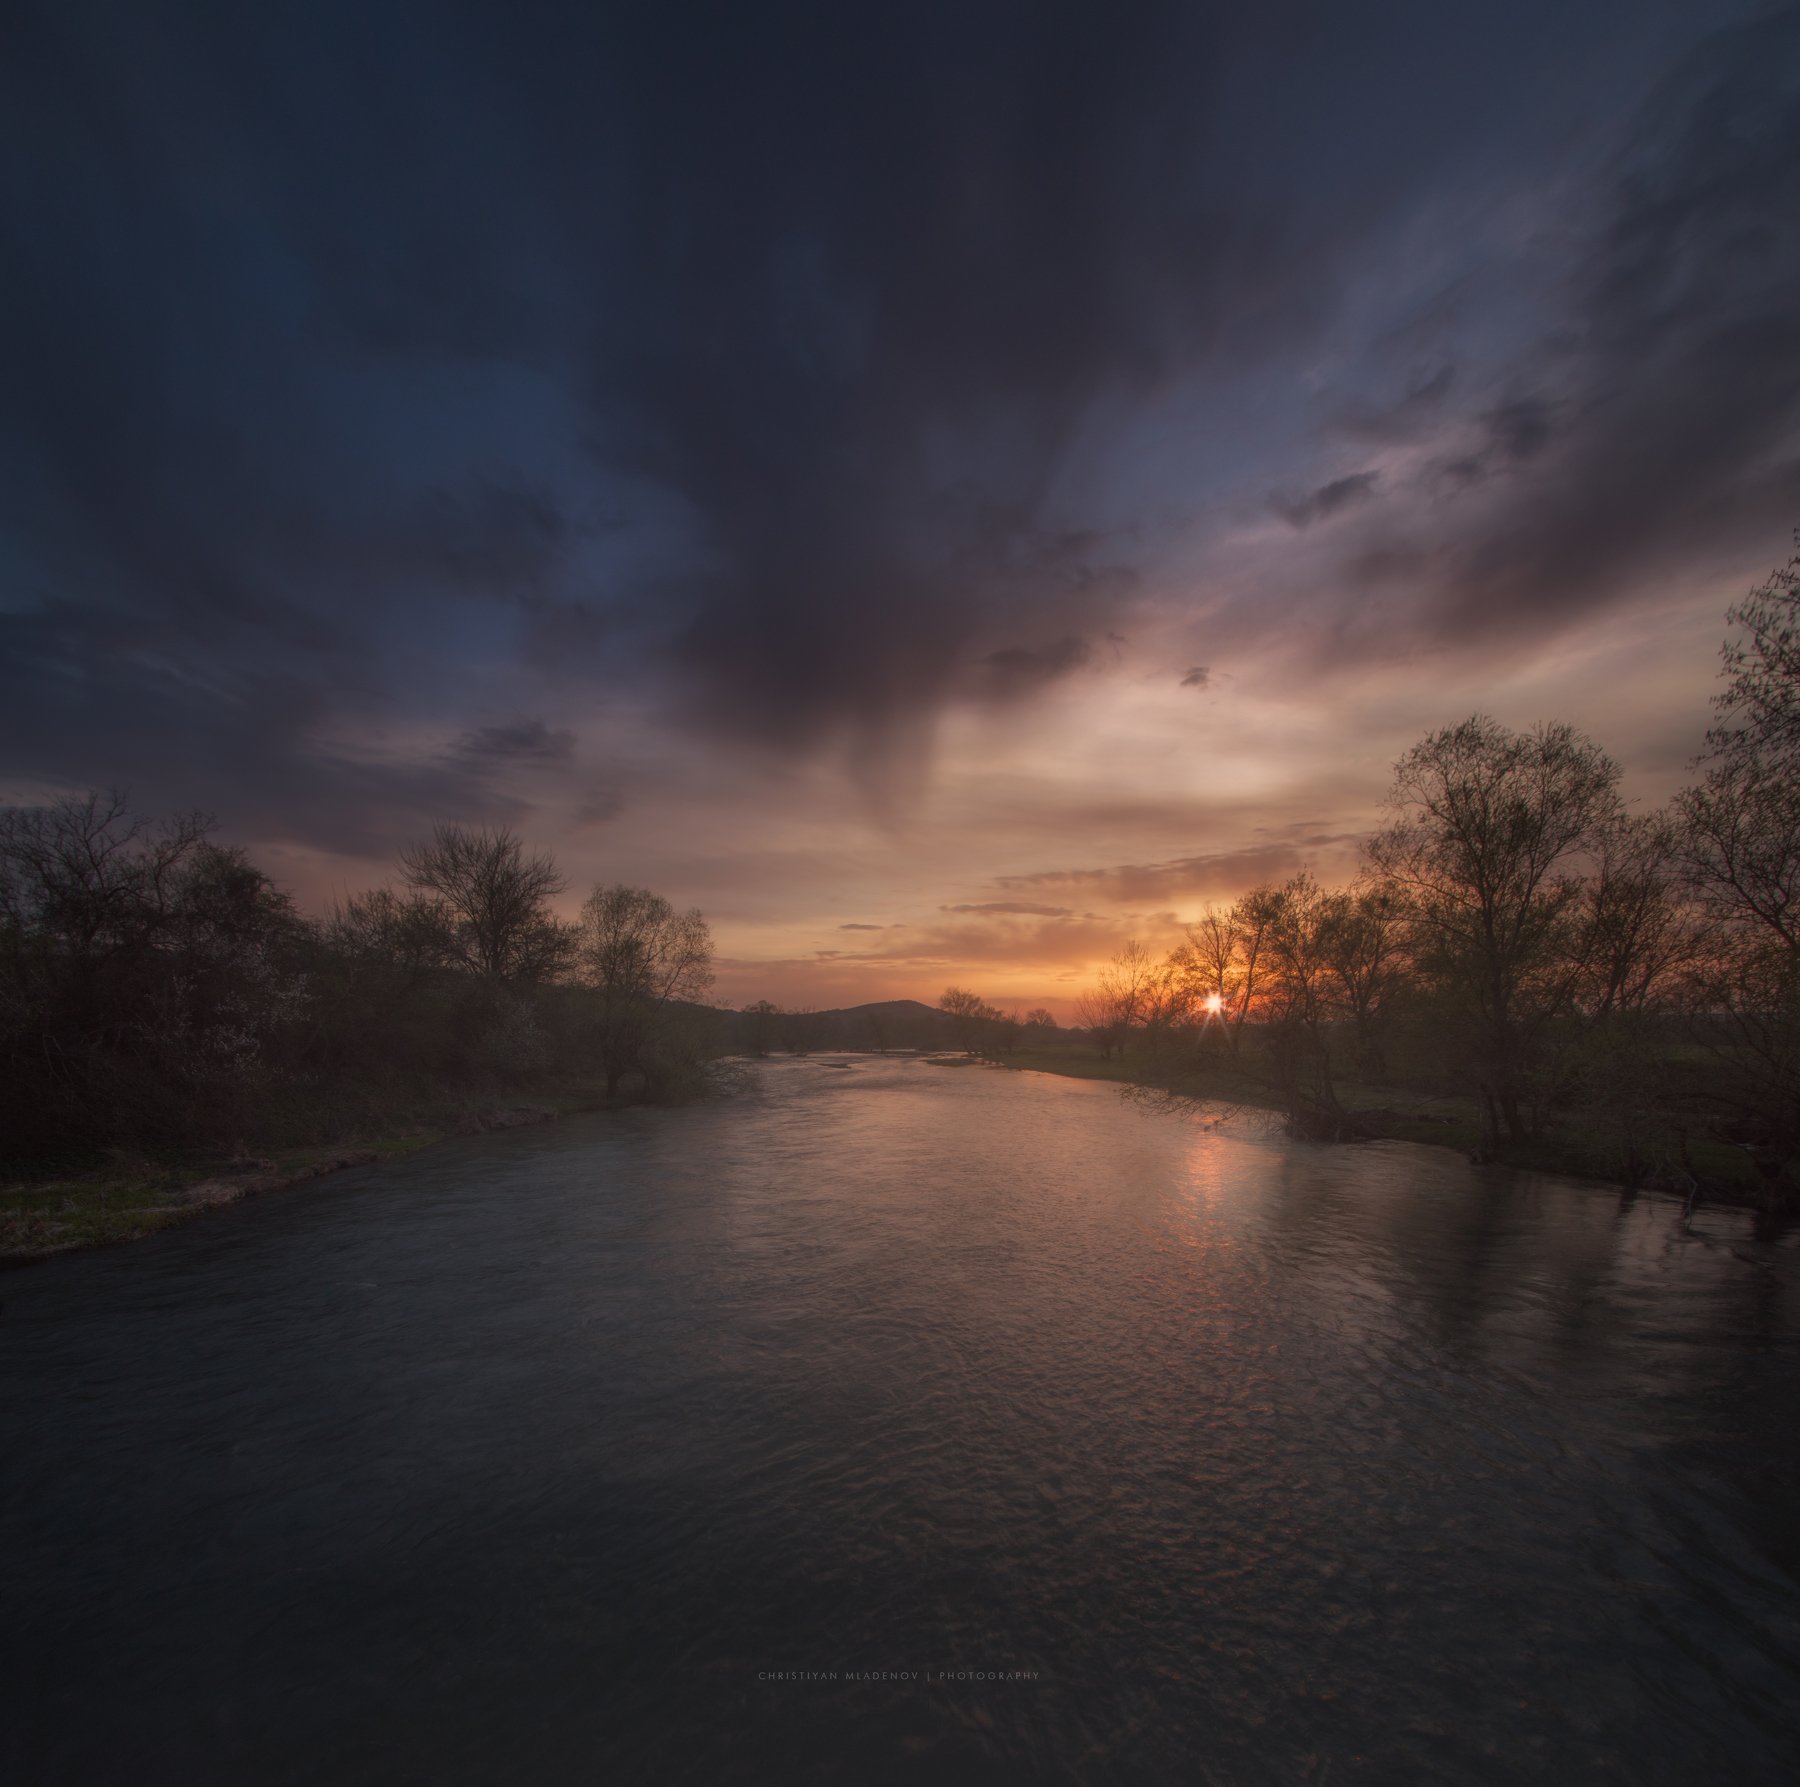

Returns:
3,1056,1798,1783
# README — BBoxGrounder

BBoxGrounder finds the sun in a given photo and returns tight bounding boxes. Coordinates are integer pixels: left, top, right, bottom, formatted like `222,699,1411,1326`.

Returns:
1203,992,1224,1016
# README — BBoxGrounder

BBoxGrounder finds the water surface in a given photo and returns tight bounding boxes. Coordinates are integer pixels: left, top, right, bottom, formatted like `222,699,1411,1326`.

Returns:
4,1057,1798,1783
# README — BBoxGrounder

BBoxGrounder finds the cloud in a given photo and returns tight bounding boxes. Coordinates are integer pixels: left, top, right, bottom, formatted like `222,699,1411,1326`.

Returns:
979,636,1094,698
1333,365,1457,443
998,834,1363,903
941,901,1075,918
837,922,886,930
791,910,1164,970
1305,9,1800,657
453,720,576,762
1272,471,1381,530
1180,665,1211,689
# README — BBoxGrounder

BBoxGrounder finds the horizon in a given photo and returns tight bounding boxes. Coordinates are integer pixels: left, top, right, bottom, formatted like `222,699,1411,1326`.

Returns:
4,2,1796,1020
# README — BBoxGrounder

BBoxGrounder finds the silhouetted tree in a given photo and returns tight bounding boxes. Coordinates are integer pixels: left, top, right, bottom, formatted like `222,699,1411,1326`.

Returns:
1318,880,1407,1080
938,986,988,1053
574,885,715,1096
1671,547,1800,1188
1366,716,1624,1146
1260,873,1346,1128
0,794,308,1158
399,824,573,982
740,998,781,1057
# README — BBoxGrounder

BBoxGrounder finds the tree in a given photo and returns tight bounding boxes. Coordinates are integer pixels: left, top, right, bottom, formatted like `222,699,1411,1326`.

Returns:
1173,892,1276,1056
1024,1007,1058,1032
938,986,988,1054
1317,880,1407,1080
1259,873,1343,1126
1576,813,1692,1020
1072,988,1116,1056
1171,905,1240,1046
1710,541,1800,762
740,998,781,1057
1671,546,1800,1188
1366,715,1624,1145
398,824,573,982
321,887,457,982
574,885,715,1096
0,794,308,1157
1073,942,1157,1058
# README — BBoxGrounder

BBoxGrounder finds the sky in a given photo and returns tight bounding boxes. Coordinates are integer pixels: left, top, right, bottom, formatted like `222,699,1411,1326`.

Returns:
2,0,1797,1015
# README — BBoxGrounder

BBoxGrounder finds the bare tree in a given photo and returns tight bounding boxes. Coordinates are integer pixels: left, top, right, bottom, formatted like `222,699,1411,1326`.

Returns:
1172,905,1240,1036
1577,814,1693,1019
1671,550,1800,1188
1259,873,1342,1121
1173,894,1274,1056
0,793,308,1156
321,888,457,982
1710,542,1800,761
399,824,573,981
1366,715,1624,1145
1317,880,1407,1080
938,985,989,1054
1674,749,1800,956
574,885,715,1096
1072,988,1116,1056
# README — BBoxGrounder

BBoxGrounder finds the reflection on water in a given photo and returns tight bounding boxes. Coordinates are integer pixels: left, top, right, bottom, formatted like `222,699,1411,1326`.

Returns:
3,1056,1797,1784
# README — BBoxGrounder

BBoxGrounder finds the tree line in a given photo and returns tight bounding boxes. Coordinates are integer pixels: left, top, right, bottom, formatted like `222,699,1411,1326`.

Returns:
1050,548,1799,1201
0,814,715,1171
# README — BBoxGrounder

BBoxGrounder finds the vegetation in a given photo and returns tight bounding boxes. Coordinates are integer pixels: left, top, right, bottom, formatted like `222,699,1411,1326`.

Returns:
0,812,718,1255
1034,550,1800,1208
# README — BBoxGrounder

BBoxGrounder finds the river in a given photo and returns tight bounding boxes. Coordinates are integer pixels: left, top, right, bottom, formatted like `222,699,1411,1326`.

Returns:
3,1056,1798,1783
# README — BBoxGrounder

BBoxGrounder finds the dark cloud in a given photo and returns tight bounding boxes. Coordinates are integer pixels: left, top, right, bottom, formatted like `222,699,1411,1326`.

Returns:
837,922,886,931
1272,471,1381,530
453,720,577,763
1319,8,1800,653
1334,366,1457,443
0,593,528,858
0,0,1783,846
1180,666,1212,689
979,636,1094,699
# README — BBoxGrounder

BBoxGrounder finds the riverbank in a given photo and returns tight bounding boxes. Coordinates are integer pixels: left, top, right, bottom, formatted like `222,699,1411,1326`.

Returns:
0,1077,622,1267
991,1049,1779,1209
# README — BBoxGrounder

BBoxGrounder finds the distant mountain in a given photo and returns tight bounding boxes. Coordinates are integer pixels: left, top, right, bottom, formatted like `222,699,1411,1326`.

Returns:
790,998,942,1022
710,996,956,1053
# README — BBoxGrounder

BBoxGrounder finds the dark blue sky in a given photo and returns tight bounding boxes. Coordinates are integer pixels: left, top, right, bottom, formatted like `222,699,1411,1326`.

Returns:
2,0,1796,1005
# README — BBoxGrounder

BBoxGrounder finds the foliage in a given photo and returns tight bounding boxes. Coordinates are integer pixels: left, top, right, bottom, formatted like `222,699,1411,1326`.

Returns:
0,797,720,1175
572,884,716,1096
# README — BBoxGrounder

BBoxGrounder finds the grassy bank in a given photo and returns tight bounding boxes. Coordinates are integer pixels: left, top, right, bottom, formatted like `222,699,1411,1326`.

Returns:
995,1049,1771,1206
0,1075,620,1268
